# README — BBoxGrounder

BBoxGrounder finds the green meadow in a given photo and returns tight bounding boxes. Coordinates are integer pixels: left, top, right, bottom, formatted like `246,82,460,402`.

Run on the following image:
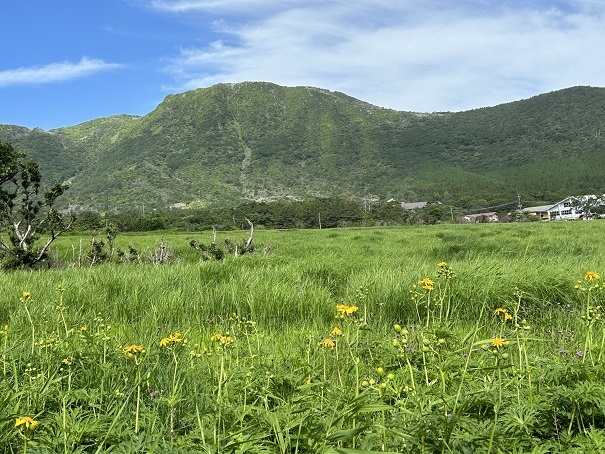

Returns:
2,221,605,453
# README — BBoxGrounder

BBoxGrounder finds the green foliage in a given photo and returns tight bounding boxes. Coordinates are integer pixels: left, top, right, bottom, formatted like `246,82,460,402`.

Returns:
189,238,225,261
190,223,257,260
72,210,104,231
3,84,605,211
85,225,118,266
0,142,73,269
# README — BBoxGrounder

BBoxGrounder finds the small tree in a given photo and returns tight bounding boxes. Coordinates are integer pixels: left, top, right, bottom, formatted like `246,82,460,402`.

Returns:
0,141,73,269
572,195,605,220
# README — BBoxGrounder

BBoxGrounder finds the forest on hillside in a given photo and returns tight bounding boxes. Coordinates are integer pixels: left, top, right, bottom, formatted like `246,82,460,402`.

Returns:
1,84,604,211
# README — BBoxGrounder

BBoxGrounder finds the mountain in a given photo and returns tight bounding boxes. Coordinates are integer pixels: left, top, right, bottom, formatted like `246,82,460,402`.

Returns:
1,82,605,211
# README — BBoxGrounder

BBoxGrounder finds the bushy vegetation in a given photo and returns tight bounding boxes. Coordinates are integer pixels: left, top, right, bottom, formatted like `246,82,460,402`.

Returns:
0,142,72,270
2,221,605,452
73,198,453,233
2,84,605,211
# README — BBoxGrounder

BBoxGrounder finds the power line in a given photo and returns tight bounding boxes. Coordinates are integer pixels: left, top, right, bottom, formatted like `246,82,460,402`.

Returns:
451,200,518,214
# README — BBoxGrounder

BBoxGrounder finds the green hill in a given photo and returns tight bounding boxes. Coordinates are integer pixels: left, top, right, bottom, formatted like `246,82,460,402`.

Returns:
1,82,604,210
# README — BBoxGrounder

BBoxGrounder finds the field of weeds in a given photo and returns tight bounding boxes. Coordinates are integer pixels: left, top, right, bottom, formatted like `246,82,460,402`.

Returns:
1,221,605,452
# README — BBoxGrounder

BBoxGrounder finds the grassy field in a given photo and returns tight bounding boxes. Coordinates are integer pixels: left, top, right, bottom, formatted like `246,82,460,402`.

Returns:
1,221,605,452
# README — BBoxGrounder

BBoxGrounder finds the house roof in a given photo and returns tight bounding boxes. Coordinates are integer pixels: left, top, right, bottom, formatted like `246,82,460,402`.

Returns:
464,212,498,218
548,195,598,210
522,205,553,212
401,201,428,210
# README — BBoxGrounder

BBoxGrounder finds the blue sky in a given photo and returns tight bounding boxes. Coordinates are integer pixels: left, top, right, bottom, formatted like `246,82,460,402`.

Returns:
2,0,605,130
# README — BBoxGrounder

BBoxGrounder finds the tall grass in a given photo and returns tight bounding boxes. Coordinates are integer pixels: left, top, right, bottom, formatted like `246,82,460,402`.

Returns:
12,221,602,329
1,221,605,451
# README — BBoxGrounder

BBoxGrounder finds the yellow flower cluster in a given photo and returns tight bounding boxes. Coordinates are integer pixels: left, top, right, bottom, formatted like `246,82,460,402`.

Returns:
330,327,343,336
575,271,601,291
122,344,145,358
15,416,38,429
210,333,232,344
436,261,456,279
38,336,59,349
160,332,184,347
493,307,513,321
418,278,434,291
318,338,335,349
336,304,358,317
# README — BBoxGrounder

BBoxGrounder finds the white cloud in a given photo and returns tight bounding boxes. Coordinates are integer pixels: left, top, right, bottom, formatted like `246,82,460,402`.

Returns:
162,0,605,111
0,58,121,88
149,0,310,13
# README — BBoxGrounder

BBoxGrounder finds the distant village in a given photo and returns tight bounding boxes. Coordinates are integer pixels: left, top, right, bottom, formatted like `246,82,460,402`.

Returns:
401,195,605,223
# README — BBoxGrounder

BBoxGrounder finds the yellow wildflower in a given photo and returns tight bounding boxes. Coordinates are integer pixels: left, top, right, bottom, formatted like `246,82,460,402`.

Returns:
336,304,359,317
491,337,509,349
418,278,434,291
585,271,600,281
331,327,343,336
210,333,223,342
210,333,233,344
22,291,32,301
318,338,335,349
122,344,145,358
437,261,447,267
15,416,38,429
160,332,184,347
494,308,513,321
159,337,171,347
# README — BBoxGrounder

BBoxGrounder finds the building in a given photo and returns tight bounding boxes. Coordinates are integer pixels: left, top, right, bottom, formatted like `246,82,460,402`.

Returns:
401,201,429,210
546,195,598,221
463,212,499,223
521,205,552,221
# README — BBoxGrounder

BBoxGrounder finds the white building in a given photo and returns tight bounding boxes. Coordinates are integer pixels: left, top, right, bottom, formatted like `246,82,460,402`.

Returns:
547,195,599,220
401,201,429,210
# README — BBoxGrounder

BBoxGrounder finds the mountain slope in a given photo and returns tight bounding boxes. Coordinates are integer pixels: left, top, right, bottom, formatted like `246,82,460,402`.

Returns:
1,83,604,210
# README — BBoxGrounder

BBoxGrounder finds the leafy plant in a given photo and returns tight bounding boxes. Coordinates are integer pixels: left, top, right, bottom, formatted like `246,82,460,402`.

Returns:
0,141,73,270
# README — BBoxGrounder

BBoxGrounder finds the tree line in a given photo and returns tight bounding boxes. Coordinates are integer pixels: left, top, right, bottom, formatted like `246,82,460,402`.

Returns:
73,198,450,233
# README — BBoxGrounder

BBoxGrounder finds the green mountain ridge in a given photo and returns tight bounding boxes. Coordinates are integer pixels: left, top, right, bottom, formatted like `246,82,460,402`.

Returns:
1,82,604,211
